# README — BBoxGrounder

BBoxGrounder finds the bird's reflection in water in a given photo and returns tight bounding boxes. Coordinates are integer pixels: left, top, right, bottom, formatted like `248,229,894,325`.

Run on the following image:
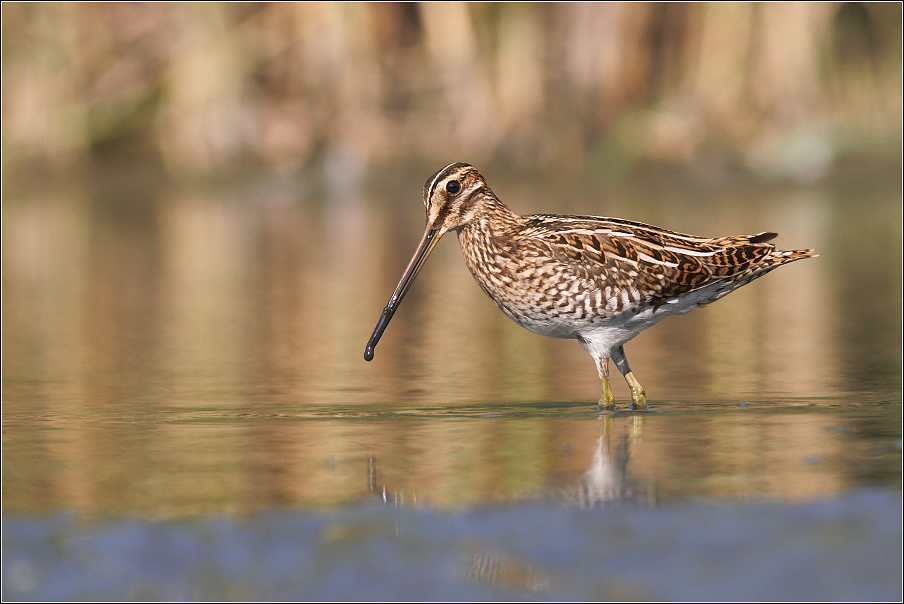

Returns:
466,550,550,593
366,415,656,513
562,416,656,508
465,416,654,593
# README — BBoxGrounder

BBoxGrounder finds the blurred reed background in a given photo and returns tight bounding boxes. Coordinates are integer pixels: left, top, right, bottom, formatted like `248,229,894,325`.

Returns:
2,2,901,181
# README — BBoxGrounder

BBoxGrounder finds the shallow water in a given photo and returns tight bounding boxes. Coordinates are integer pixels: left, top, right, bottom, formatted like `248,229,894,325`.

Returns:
2,163,902,599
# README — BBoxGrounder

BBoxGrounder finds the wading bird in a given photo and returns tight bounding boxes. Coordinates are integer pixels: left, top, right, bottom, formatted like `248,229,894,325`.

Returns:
365,163,815,409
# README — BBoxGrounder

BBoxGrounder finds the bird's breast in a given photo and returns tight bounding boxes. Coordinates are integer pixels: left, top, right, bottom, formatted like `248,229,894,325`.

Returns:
457,225,611,337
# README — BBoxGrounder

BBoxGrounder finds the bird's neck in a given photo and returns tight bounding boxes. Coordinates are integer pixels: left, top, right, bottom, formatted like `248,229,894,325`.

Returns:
462,196,522,237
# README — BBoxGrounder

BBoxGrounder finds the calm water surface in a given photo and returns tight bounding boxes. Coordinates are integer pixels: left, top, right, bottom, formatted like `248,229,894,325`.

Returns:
2,164,901,599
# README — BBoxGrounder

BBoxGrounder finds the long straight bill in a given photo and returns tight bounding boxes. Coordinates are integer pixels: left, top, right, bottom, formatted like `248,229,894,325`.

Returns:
364,226,440,361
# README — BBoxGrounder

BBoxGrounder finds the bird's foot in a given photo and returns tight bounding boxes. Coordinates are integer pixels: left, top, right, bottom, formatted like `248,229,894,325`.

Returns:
625,371,646,410
597,376,616,410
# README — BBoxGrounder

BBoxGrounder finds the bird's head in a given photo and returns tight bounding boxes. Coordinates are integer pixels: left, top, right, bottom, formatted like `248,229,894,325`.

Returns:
422,162,493,234
364,162,493,361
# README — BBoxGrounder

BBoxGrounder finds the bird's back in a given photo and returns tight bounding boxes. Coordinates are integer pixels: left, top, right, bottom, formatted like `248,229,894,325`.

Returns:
458,211,816,336
520,214,815,302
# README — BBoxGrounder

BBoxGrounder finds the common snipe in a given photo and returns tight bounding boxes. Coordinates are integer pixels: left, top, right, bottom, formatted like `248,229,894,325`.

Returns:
365,163,816,409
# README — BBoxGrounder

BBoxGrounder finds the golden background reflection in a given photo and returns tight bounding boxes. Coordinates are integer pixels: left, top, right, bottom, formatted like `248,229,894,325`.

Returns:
3,168,900,517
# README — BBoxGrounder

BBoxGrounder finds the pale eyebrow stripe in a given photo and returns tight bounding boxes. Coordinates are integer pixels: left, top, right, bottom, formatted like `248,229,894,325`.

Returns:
426,162,459,201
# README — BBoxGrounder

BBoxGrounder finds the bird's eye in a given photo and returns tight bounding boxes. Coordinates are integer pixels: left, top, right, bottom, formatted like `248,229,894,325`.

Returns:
445,180,461,195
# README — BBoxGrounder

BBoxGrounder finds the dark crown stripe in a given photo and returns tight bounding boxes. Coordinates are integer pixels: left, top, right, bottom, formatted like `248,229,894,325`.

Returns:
425,161,472,201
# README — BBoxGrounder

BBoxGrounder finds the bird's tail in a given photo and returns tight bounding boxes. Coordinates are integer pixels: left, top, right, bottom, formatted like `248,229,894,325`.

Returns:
740,247,817,287
770,247,819,262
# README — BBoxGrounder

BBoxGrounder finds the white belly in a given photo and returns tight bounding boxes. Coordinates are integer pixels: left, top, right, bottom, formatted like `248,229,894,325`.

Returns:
574,280,734,358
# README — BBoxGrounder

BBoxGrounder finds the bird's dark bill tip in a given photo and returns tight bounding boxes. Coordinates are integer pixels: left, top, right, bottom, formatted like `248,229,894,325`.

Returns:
364,345,375,361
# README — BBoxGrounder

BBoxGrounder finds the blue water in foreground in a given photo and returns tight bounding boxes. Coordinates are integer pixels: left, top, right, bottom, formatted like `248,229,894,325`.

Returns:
3,490,901,601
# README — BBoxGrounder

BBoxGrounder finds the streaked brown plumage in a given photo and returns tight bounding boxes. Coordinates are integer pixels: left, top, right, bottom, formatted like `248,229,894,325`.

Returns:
365,163,817,408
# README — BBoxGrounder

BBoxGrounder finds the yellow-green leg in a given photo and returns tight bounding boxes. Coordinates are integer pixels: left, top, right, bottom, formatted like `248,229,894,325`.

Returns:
597,357,615,409
612,345,647,410
599,375,615,409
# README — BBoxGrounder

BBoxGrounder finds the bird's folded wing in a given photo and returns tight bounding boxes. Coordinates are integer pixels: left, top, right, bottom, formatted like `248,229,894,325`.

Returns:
520,214,776,302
